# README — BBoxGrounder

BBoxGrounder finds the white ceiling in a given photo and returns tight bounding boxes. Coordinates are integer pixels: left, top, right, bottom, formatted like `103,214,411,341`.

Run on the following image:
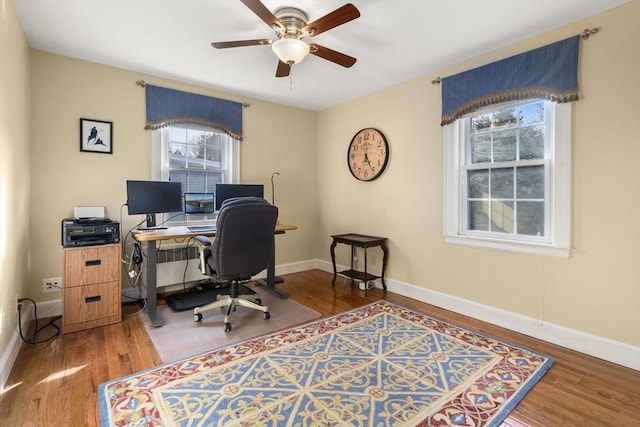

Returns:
15,0,631,111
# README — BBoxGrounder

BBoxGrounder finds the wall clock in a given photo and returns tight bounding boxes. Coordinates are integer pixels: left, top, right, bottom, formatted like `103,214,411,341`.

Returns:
347,128,389,181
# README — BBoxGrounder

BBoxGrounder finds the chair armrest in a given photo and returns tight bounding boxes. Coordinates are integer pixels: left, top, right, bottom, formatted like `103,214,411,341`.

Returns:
195,235,212,247
195,235,213,275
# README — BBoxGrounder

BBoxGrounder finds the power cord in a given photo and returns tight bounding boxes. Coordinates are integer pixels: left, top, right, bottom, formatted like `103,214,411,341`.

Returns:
17,298,61,344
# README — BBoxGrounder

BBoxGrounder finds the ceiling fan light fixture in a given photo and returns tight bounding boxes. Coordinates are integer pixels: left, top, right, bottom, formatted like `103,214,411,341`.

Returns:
272,38,310,64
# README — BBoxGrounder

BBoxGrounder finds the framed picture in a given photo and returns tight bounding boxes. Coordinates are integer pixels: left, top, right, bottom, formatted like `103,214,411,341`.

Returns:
80,118,113,154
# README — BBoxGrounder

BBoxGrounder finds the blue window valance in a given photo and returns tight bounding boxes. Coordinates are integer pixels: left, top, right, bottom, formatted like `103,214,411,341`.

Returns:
145,84,243,140
441,36,580,125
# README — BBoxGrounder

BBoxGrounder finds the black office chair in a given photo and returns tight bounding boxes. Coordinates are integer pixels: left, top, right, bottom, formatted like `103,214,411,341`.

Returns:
193,197,278,332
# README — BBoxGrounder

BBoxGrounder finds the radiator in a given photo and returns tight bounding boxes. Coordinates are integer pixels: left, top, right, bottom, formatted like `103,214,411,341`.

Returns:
141,243,208,289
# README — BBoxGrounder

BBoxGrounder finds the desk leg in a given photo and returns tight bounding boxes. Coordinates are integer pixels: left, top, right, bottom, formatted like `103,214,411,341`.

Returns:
145,240,164,327
255,236,289,299
364,247,368,296
380,241,389,290
330,239,337,285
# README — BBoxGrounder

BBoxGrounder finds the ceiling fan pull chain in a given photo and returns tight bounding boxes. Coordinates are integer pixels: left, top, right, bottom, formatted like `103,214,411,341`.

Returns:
289,72,293,91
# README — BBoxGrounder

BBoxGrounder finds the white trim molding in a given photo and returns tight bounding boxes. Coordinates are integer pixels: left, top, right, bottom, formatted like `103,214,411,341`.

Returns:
0,300,62,393
315,259,639,371
443,102,572,258
3,261,637,394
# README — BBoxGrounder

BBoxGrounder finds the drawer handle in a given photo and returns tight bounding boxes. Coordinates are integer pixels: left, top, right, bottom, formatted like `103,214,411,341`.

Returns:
85,259,102,267
85,295,102,303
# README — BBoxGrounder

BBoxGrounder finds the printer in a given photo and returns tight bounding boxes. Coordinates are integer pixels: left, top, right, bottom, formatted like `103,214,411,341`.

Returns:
61,218,120,247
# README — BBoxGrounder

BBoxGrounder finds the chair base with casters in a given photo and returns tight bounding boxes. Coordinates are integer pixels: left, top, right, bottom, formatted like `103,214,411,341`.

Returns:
193,280,270,332
191,197,278,332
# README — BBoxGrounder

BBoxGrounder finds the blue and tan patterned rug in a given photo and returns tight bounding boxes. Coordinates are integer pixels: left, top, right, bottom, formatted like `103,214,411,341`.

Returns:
98,300,553,426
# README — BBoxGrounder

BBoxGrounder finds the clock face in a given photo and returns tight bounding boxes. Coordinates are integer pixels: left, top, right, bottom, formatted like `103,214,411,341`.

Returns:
348,128,389,181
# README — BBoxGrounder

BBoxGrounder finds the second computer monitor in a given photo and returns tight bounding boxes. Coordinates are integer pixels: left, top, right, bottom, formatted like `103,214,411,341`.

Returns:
215,184,264,210
184,193,215,214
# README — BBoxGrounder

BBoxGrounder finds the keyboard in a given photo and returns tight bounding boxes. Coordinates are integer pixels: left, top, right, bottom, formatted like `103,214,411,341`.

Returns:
187,225,217,233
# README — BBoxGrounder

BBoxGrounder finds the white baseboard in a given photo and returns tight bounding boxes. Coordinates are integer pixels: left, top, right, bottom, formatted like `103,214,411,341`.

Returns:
30,299,62,318
314,259,640,371
0,304,31,393
3,258,636,394
0,300,62,393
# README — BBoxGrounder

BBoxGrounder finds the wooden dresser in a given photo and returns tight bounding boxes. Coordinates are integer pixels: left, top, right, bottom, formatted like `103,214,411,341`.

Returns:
62,243,121,334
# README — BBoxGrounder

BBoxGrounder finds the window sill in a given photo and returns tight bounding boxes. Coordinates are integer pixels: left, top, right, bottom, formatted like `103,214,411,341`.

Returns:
444,234,571,258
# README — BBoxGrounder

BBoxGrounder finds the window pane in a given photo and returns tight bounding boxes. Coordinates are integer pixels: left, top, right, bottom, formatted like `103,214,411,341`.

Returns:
188,171,206,193
169,127,187,143
169,170,187,189
518,101,545,126
491,168,513,199
517,166,544,199
471,113,492,133
206,173,222,193
493,129,517,162
470,133,491,163
520,125,544,160
469,201,489,231
468,169,489,198
204,136,221,162
517,201,544,236
491,200,514,233
492,108,518,129
169,143,187,168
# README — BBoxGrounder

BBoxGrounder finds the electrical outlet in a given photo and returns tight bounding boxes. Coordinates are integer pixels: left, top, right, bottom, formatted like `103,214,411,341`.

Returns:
43,277,62,293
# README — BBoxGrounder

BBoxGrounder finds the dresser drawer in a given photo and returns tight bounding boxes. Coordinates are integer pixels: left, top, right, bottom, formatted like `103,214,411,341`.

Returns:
62,281,120,328
63,244,120,287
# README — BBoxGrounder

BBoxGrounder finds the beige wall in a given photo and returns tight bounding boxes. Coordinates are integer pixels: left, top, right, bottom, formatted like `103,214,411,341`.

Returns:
318,1,640,347
0,0,31,360
28,51,318,303
3,0,638,372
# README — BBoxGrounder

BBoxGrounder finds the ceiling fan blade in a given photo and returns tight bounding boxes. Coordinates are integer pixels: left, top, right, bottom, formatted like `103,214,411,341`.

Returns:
240,0,283,31
276,60,291,78
309,43,357,68
302,3,360,37
211,39,272,49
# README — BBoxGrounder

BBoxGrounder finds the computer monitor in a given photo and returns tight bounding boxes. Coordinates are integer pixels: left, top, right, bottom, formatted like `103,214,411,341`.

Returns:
184,193,215,214
126,180,183,227
215,184,264,211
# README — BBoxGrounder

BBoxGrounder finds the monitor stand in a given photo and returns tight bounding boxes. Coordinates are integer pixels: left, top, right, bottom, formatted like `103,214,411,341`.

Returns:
137,214,167,231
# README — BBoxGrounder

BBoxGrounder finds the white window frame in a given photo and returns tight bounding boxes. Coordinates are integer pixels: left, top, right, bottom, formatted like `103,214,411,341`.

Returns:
443,101,572,258
151,125,240,224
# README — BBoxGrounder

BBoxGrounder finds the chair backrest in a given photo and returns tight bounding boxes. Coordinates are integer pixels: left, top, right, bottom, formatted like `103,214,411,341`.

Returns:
210,197,278,280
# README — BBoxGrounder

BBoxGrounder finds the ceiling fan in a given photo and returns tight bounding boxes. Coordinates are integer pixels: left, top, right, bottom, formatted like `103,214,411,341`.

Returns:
212,0,360,77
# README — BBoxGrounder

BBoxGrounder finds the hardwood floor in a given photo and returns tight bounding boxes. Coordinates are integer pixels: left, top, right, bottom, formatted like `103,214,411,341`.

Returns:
1,269,638,426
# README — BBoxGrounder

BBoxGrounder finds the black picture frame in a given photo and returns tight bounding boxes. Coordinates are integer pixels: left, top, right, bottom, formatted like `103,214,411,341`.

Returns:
80,118,113,154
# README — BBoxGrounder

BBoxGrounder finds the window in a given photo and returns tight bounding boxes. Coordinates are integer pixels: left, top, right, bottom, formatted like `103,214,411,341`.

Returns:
443,100,571,257
151,125,239,223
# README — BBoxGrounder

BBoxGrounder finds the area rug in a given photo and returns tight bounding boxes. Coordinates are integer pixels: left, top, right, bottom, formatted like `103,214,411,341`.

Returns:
143,284,321,362
99,300,553,426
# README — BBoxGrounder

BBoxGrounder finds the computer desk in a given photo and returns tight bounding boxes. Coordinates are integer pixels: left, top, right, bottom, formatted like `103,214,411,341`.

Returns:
133,223,297,327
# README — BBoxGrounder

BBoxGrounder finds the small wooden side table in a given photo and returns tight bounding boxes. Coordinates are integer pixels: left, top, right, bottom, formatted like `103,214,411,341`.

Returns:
330,233,388,295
